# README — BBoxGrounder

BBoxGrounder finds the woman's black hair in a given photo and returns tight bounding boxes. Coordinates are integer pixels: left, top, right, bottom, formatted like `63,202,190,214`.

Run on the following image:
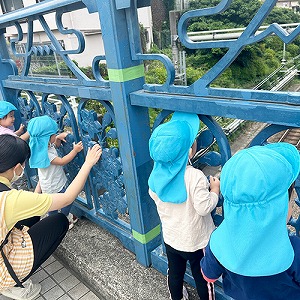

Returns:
0,134,31,173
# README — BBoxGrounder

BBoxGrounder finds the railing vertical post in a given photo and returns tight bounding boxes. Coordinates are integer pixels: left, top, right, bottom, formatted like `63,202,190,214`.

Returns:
0,30,21,126
96,0,160,266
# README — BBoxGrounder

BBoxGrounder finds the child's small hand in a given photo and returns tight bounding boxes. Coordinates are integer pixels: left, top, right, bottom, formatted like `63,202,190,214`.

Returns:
85,144,102,167
210,176,220,195
15,124,25,135
56,132,69,143
19,124,25,132
73,141,83,153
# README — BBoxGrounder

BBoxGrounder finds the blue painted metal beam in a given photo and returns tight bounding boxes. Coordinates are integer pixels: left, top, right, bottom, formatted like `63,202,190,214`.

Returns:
96,0,161,267
115,0,151,9
130,91,300,127
3,79,112,100
71,203,136,253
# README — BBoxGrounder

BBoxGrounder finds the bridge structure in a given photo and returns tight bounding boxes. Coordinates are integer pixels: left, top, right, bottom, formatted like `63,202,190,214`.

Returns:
0,0,299,298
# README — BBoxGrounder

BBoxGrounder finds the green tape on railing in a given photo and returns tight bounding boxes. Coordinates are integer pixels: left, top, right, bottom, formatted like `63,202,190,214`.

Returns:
132,224,161,244
108,64,145,82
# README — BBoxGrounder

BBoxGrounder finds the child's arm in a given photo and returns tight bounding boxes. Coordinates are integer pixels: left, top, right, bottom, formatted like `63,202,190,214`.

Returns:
200,245,223,283
19,131,30,141
48,144,102,211
14,124,25,136
51,141,84,166
193,173,220,216
34,181,42,193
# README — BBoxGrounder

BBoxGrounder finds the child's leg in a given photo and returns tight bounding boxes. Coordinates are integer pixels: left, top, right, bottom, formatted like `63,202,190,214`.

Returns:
165,243,187,300
60,204,72,216
48,186,68,216
57,186,73,216
189,249,212,300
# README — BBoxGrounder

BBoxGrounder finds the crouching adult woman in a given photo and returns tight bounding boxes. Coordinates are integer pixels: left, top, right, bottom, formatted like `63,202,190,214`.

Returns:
0,134,102,300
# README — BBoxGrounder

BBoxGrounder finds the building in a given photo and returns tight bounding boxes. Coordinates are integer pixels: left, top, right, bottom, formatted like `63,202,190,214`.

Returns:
276,0,299,11
175,0,190,10
0,0,153,67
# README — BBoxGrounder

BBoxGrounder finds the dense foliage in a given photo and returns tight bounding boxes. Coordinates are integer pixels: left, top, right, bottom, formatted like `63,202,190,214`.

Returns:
31,0,300,90
147,0,300,88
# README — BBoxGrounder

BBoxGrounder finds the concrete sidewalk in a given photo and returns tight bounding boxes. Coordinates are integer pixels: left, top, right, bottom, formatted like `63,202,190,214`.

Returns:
55,218,200,300
0,254,102,300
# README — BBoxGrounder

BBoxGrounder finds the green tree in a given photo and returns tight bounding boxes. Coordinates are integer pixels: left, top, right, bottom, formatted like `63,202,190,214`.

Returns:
265,7,300,24
188,0,261,28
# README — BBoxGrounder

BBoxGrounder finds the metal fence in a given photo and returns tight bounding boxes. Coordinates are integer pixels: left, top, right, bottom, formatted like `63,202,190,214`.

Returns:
0,0,299,299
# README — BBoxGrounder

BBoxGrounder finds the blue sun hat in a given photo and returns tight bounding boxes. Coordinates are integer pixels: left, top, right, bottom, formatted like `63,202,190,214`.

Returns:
0,101,17,118
210,143,300,276
148,112,199,203
27,115,58,168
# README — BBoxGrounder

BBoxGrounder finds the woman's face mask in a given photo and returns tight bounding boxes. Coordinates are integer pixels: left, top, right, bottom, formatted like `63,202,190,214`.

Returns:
11,165,25,182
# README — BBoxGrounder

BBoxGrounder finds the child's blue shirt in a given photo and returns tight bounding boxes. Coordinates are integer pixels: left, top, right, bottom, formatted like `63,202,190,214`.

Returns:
201,236,300,300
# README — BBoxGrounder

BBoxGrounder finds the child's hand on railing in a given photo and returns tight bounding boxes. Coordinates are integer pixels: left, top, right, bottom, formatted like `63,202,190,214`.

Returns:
56,132,69,143
73,141,83,153
210,176,220,195
15,123,25,136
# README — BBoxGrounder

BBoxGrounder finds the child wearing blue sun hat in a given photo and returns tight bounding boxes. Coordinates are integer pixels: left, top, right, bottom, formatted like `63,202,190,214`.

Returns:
0,101,29,140
27,115,84,229
148,112,220,300
200,142,300,300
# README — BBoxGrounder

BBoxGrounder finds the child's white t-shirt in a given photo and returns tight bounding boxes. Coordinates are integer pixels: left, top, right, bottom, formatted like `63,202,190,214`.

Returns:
149,165,218,252
38,144,68,193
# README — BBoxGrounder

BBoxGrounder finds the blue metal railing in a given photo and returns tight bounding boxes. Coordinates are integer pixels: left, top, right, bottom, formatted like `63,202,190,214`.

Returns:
0,1,299,298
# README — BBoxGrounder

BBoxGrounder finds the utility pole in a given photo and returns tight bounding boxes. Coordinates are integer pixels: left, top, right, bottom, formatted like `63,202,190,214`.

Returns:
176,0,188,10
169,10,180,72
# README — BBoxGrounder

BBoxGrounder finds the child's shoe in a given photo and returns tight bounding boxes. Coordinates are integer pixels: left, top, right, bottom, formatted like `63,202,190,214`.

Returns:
1,279,41,300
182,285,189,300
67,213,78,230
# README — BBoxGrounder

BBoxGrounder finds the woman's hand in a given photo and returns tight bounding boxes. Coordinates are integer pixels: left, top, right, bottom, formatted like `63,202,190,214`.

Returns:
85,144,102,167
49,144,102,211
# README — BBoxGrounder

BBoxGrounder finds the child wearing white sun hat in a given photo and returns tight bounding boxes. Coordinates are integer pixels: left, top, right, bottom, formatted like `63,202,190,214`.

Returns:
201,142,300,300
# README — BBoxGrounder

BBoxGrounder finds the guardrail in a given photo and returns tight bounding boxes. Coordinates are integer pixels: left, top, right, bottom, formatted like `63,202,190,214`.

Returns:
187,23,300,41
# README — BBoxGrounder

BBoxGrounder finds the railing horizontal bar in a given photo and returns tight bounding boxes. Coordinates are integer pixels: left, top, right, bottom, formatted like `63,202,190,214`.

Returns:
7,75,110,88
130,91,300,127
3,79,112,100
72,204,135,254
188,23,300,36
204,87,300,105
144,86,300,105
0,0,85,28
